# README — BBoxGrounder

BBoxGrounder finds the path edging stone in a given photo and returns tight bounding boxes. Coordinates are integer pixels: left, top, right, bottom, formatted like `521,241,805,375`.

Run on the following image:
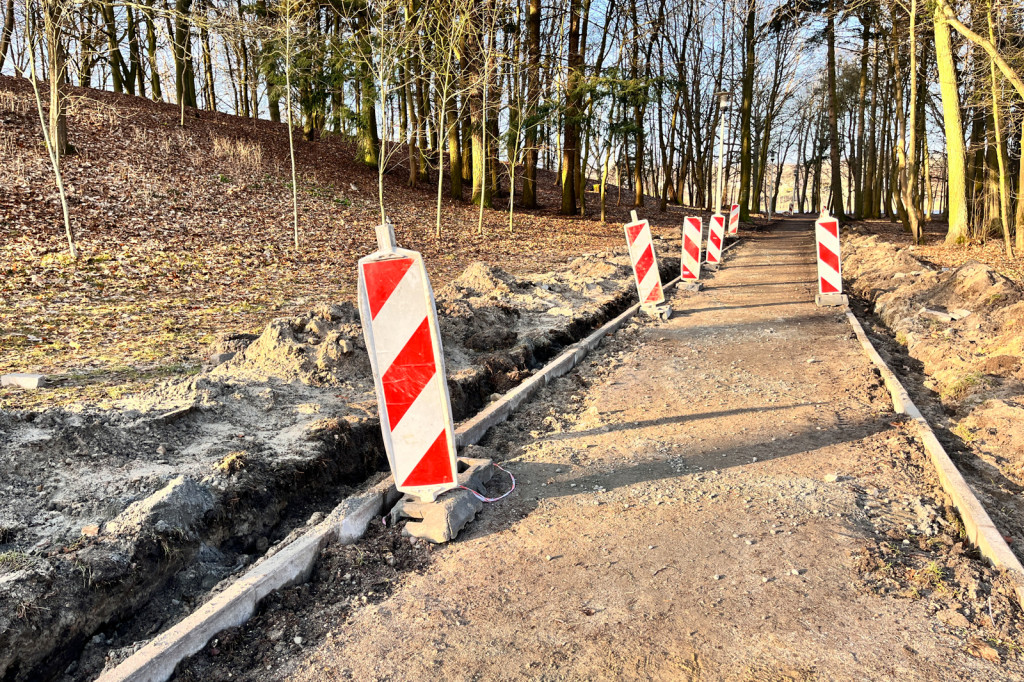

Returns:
845,309,1024,606
96,479,395,682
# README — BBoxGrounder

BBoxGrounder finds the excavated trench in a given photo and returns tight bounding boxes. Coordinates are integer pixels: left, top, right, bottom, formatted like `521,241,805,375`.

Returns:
1,252,679,682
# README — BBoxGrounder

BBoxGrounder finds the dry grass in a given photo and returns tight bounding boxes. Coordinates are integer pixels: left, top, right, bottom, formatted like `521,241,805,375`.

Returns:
212,135,264,176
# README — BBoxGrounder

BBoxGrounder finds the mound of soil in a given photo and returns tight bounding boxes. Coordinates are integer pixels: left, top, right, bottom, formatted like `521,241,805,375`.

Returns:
843,233,1024,403
0,246,669,681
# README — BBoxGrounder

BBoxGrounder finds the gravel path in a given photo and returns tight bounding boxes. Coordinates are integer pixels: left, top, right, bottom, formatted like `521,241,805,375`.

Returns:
175,218,1024,681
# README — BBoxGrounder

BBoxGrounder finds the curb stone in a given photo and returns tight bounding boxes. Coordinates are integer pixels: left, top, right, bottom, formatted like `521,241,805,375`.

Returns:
96,478,398,682
845,309,1024,607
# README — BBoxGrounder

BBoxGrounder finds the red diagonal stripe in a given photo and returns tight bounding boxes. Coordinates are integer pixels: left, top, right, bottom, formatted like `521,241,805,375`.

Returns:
402,429,454,487
820,276,839,293
818,242,840,273
644,282,662,303
820,220,839,238
363,258,414,319
634,244,654,282
381,317,435,429
710,232,721,249
684,239,699,262
626,223,645,245
682,265,696,279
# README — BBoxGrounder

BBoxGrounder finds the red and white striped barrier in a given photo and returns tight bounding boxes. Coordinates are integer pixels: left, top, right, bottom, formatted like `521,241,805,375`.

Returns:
814,211,848,307
706,214,725,267
624,212,665,305
728,204,740,236
358,224,458,502
682,216,702,280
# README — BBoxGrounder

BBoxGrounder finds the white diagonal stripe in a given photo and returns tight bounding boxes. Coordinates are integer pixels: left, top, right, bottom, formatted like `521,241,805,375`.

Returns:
707,217,724,262
390,371,449,483
628,224,652,261
369,263,428,374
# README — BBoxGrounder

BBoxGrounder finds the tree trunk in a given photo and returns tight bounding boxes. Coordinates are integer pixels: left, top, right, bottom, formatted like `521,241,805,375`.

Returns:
934,6,976,242
446,92,463,200
144,0,162,100
522,0,540,208
561,0,581,215
737,0,755,219
853,14,869,218
1016,130,1024,253
0,0,15,72
864,36,879,217
826,0,845,219
173,0,197,108
355,8,379,166
468,5,491,208
987,7,1013,256
42,0,71,155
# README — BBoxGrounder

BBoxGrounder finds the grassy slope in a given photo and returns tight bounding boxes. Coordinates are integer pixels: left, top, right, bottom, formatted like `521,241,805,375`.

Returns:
0,75,673,410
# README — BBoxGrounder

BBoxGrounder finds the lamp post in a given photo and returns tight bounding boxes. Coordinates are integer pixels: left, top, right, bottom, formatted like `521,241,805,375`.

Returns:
714,91,732,215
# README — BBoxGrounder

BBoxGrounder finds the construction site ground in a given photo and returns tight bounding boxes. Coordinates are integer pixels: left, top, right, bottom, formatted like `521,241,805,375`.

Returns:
173,218,1024,681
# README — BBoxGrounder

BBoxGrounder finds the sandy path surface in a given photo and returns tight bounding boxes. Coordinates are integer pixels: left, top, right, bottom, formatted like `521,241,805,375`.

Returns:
177,219,1023,681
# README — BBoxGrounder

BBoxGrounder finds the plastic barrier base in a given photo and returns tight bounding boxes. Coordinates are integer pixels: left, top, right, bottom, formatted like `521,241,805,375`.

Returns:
641,303,673,321
815,293,849,307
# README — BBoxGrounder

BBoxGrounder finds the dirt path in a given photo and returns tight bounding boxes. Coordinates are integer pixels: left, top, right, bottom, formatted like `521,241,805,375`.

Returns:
175,219,1024,681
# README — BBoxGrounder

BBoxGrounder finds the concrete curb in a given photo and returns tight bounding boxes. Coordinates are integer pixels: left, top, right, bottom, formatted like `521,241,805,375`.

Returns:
96,479,398,682
96,242,730,682
845,309,1024,606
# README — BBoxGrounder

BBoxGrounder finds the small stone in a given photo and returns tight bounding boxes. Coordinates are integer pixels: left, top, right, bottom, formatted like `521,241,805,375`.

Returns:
293,636,304,646
937,608,970,629
546,555,552,561
790,568,803,576
208,352,236,366
713,574,723,580
824,473,841,483
2,373,46,389
81,525,100,537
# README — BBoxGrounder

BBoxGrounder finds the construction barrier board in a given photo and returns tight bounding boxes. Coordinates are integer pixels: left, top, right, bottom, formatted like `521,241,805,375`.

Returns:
729,204,740,236
815,213,843,295
682,216,702,280
624,214,665,305
358,226,458,502
706,214,725,265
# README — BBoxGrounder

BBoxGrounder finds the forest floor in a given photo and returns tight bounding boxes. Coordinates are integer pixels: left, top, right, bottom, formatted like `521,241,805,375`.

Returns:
0,74,683,411
171,218,1024,681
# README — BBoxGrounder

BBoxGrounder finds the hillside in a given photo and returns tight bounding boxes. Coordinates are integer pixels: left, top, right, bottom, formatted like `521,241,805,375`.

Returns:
0,75,669,410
